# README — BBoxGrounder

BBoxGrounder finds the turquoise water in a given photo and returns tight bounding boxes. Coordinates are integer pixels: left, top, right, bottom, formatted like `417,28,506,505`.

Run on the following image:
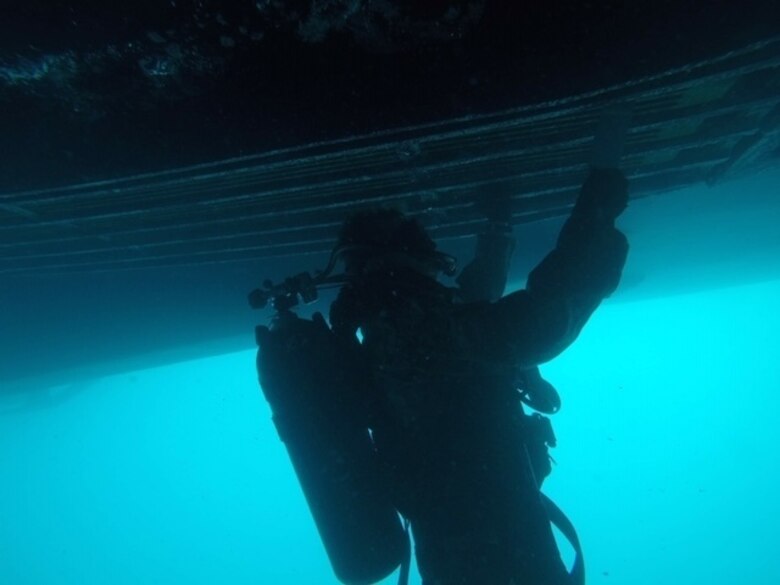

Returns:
3,170,780,584
2,276,779,584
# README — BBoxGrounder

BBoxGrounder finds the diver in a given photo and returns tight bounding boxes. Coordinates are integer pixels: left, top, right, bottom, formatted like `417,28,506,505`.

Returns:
252,114,630,585
328,166,627,585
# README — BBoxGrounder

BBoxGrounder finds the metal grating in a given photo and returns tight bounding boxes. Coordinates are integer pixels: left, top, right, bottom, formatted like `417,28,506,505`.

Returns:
1,37,779,277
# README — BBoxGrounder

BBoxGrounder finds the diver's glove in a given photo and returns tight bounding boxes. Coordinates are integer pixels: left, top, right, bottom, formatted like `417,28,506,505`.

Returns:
456,190,516,302
548,168,629,297
571,167,629,224
456,231,516,302
575,104,631,224
474,193,513,232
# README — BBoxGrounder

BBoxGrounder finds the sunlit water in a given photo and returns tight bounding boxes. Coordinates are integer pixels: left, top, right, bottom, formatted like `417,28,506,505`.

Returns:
2,273,779,584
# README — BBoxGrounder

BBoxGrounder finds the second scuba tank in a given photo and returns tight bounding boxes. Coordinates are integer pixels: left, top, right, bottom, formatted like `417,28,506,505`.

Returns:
255,310,408,585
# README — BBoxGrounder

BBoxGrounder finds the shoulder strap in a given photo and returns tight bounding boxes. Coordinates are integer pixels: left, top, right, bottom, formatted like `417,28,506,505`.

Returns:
540,493,585,585
397,519,412,585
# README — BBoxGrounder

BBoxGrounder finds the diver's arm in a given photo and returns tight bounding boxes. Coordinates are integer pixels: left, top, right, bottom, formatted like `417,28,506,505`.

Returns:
461,168,629,367
456,229,516,303
456,193,515,303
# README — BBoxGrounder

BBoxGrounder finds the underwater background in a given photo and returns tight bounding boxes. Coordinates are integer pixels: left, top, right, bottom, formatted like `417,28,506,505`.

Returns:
2,169,779,584
2,4,780,584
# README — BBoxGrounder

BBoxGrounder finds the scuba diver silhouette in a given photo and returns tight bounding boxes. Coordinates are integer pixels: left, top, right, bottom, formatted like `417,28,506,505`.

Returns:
251,114,630,585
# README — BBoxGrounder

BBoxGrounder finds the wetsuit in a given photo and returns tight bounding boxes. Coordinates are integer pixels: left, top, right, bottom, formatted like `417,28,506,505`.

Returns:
330,169,629,585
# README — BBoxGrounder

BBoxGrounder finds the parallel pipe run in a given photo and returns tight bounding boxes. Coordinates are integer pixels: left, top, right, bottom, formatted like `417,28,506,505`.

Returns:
0,85,775,214
2,36,779,207
0,109,773,240
1,37,778,276
0,153,732,251
0,163,721,276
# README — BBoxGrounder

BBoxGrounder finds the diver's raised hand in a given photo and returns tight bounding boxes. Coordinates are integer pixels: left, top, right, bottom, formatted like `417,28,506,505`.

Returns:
590,105,632,170
573,167,629,223
574,105,632,223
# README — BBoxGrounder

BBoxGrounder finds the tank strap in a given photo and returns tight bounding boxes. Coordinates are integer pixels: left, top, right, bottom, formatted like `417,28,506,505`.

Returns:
540,493,585,585
397,519,412,585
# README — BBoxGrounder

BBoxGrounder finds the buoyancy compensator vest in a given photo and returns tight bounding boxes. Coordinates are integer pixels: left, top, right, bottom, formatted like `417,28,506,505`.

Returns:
255,309,409,585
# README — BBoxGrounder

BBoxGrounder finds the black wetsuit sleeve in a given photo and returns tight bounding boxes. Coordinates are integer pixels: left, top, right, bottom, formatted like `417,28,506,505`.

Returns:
456,231,516,303
460,169,629,368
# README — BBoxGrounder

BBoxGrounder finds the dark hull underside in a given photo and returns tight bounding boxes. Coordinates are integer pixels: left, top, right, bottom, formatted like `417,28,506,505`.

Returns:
1,5,779,389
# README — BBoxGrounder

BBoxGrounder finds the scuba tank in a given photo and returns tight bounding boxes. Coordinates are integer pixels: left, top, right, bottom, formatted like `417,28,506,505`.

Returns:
255,307,409,585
